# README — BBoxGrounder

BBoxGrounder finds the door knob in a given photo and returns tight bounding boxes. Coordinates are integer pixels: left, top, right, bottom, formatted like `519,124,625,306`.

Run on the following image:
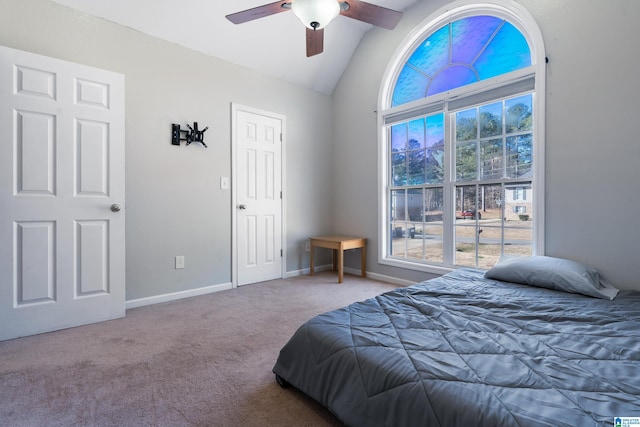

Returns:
238,204,247,210
111,204,122,212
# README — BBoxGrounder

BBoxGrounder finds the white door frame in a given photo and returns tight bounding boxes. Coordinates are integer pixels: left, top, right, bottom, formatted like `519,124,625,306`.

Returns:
231,103,286,288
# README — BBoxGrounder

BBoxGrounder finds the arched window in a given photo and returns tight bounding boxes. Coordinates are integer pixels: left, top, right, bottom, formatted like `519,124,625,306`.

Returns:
378,1,545,272
392,16,531,106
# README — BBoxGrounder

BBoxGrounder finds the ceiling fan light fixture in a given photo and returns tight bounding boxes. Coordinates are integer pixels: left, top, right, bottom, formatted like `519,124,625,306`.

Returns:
292,0,340,30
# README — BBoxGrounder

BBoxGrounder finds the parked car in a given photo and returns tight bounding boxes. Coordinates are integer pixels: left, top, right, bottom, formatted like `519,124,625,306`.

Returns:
394,226,416,238
460,209,481,219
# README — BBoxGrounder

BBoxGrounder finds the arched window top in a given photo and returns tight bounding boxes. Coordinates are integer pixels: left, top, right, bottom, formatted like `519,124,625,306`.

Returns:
391,15,532,107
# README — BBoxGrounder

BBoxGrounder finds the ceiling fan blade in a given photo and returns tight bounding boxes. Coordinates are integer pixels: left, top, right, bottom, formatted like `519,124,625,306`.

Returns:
339,0,403,30
226,1,291,24
306,27,324,57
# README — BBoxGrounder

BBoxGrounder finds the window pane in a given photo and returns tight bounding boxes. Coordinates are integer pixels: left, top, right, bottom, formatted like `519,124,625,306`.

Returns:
456,109,477,141
506,94,532,133
407,119,425,184
503,227,532,258
477,236,501,268
390,189,406,221
392,66,429,107
475,22,531,80
479,102,502,138
426,114,444,149
505,183,533,221
390,222,408,257
424,188,443,218
391,123,409,185
405,231,423,261
426,114,445,184
454,225,478,266
476,184,503,266
456,141,477,181
391,122,408,151
408,118,425,149
426,154,444,184
455,185,479,265
407,150,426,184
506,134,532,178
423,187,443,263
428,66,477,96
391,152,406,186
455,185,478,219
480,138,503,180
407,189,424,222
451,16,502,64
479,184,503,221
424,227,443,263
407,25,450,77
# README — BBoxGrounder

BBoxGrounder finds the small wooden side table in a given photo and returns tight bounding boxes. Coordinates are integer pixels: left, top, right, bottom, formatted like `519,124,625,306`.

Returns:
309,235,367,283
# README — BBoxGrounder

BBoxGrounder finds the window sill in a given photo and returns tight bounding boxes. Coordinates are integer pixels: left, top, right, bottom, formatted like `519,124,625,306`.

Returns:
379,257,461,276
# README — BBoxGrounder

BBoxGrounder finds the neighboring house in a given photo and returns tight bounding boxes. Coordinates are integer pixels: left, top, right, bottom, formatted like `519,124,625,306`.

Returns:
504,184,533,221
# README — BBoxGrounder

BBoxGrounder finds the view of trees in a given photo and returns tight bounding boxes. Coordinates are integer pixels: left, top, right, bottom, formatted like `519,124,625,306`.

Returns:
391,97,532,188
390,96,533,222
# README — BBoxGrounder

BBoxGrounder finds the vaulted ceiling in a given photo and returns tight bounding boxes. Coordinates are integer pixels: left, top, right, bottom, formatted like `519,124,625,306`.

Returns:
51,0,419,94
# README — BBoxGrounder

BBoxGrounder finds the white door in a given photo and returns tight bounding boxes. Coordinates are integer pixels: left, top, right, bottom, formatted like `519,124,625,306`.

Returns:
0,46,125,341
233,105,284,286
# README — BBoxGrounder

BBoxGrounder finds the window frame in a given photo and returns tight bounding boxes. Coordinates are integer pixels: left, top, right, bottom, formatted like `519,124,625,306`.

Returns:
377,0,546,274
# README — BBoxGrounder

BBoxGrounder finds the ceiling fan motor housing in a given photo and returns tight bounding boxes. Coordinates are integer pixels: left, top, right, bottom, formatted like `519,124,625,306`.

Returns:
292,0,340,29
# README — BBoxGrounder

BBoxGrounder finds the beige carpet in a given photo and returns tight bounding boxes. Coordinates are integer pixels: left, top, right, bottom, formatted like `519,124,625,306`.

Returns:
0,272,400,426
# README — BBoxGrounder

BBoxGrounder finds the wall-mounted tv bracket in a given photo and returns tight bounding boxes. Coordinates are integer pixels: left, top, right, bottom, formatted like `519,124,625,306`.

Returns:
171,122,208,147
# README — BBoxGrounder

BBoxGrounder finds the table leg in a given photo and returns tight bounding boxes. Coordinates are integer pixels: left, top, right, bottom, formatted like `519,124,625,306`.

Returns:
331,249,337,271
361,245,367,278
310,244,315,276
337,243,344,283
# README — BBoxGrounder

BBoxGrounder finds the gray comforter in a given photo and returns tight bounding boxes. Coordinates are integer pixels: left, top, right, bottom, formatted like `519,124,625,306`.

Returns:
273,268,640,426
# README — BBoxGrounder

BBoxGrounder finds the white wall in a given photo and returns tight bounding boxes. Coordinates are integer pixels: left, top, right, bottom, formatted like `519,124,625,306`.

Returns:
332,0,640,289
0,0,335,300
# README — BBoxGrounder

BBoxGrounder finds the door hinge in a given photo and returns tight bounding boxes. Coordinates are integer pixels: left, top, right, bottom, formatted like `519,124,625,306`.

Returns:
280,133,282,142
280,191,283,199
280,249,283,257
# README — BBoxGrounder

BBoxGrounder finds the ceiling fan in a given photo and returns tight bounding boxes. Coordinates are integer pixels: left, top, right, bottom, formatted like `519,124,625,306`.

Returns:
226,0,403,57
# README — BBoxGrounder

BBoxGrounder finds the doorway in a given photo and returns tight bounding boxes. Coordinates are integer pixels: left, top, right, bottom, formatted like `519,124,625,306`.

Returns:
231,104,286,286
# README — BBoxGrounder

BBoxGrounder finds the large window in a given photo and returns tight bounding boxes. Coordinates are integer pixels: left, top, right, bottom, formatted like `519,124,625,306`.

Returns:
379,2,545,272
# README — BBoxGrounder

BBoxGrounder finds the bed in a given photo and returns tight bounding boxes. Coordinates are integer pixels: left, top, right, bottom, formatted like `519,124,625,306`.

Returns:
273,257,640,426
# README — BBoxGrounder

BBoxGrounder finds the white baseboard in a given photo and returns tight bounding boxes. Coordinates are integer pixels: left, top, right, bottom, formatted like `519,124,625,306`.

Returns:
126,282,233,309
342,267,415,287
286,265,415,287
126,267,416,310
284,264,332,278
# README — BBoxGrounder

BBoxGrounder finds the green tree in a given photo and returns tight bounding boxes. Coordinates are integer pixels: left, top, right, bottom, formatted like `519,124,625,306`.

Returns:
506,102,532,133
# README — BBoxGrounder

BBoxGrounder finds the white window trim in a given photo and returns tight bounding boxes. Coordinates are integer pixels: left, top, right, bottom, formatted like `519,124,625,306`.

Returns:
377,0,546,274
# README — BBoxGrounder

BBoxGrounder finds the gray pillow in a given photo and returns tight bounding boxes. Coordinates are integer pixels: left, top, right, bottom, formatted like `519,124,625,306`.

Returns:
484,255,619,300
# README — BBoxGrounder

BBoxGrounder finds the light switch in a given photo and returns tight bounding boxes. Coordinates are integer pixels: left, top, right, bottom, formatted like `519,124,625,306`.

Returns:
175,256,185,269
220,176,230,190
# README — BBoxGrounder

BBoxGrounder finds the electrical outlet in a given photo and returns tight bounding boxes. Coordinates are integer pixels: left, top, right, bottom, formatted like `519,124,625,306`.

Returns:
175,255,185,269
305,241,310,252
